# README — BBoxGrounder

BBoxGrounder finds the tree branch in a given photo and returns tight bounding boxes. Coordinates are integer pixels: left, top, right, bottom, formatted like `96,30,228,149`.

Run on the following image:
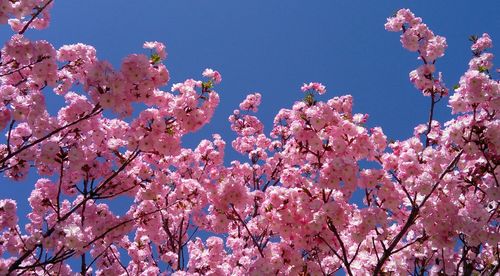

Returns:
18,0,54,35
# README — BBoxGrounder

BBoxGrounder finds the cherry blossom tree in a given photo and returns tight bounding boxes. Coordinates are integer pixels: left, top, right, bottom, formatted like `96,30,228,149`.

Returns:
0,2,498,275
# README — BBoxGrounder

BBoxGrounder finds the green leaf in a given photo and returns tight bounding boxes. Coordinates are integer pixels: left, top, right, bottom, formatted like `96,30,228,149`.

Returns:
453,84,460,90
150,53,161,64
165,127,175,135
202,81,213,92
304,93,315,106
478,66,487,73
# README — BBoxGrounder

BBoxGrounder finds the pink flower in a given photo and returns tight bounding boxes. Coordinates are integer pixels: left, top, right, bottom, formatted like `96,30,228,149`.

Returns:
384,16,404,32
469,53,494,70
471,33,493,52
239,93,262,112
0,5,497,276
409,64,434,92
424,35,447,61
202,68,222,84
143,41,167,60
385,9,422,32
0,199,17,229
301,82,326,95
0,107,11,131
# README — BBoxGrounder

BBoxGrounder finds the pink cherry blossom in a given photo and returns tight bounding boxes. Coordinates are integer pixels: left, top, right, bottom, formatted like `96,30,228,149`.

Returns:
202,68,222,84
301,81,326,95
471,33,493,52
0,5,497,276
143,41,167,60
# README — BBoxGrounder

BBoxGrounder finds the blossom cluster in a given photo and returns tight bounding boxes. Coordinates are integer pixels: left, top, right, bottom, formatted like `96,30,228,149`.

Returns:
0,5,497,276
301,82,326,95
386,9,449,96
0,0,53,32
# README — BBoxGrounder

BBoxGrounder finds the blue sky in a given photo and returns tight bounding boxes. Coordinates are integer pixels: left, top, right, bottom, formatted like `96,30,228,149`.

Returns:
20,1,497,145
0,0,499,273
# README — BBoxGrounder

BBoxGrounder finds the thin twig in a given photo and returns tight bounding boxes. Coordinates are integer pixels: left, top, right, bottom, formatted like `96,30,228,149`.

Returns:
231,204,265,258
18,0,54,35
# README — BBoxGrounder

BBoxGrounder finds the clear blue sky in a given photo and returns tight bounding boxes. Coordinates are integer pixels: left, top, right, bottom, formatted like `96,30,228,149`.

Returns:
0,0,499,272
18,1,496,146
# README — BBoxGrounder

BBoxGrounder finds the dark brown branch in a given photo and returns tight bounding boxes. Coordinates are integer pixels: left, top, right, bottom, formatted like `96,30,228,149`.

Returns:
0,105,102,167
83,200,178,250
231,204,265,258
18,0,54,35
109,246,130,276
177,217,184,270
425,93,436,148
326,219,354,276
91,149,140,196
317,235,343,263
349,242,362,266
375,155,415,206
373,149,463,275
372,237,380,263
7,143,137,274
392,233,427,255
56,156,64,219
419,149,463,207
0,56,49,77
6,120,15,155
16,248,75,270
